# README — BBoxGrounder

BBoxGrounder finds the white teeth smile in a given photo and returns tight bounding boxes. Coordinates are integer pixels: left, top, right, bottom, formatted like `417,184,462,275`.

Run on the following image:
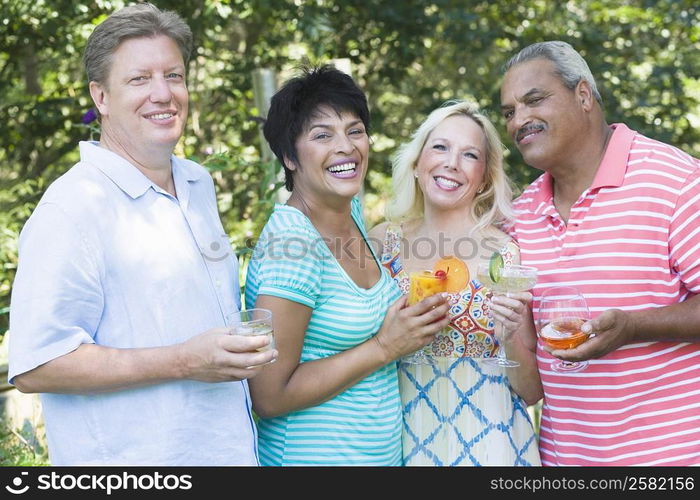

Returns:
434,176,461,189
148,113,173,120
328,162,357,173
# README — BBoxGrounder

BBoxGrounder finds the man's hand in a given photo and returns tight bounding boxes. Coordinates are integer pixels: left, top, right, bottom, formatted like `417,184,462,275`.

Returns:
547,308,636,361
177,327,278,382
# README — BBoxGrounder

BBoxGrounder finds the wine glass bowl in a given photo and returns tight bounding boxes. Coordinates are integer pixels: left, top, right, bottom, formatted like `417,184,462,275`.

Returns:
536,286,591,373
476,262,538,368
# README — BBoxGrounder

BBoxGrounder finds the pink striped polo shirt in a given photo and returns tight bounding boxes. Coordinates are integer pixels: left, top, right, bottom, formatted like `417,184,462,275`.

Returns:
511,123,700,466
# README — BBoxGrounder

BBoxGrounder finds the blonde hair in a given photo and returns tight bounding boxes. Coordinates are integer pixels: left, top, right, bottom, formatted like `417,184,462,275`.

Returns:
84,3,192,87
388,100,513,233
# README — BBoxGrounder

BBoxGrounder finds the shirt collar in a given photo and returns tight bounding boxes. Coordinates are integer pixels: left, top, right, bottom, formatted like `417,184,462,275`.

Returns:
78,141,203,199
526,173,556,218
520,123,636,217
590,123,635,189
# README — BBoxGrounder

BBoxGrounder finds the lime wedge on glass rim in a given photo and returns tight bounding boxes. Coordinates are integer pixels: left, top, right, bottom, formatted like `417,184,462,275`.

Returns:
488,252,504,282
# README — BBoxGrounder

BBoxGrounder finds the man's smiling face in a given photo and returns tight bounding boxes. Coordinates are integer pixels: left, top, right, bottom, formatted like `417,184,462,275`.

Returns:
500,58,587,172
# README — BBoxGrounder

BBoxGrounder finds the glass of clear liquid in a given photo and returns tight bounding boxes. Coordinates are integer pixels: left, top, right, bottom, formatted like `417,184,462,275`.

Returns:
229,308,275,352
477,263,537,368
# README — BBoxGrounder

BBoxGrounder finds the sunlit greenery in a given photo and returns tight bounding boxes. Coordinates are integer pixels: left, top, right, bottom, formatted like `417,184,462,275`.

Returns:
0,0,697,356
2,0,699,334
0,418,48,466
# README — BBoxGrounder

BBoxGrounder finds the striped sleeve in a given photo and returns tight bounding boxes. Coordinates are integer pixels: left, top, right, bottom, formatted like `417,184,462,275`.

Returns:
669,166,700,292
254,226,323,308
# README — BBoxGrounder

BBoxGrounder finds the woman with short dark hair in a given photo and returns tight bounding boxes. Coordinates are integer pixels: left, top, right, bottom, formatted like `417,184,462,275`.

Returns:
245,65,450,465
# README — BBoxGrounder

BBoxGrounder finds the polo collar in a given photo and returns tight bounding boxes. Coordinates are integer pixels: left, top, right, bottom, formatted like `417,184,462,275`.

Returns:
590,123,635,190
78,141,203,199
522,123,636,217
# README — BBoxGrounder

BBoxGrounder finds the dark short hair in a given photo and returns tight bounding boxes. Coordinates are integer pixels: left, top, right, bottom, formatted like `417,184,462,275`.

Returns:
84,2,193,86
263,65,370,191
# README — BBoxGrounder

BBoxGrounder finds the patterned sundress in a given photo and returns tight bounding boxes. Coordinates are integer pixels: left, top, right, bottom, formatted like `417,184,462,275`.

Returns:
380,224,541,466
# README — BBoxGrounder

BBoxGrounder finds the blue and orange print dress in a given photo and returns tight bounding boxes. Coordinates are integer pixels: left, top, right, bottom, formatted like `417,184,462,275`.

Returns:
380,225,540,466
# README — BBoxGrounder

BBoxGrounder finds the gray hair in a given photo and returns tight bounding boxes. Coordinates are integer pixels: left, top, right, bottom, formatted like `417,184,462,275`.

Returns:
83,2,193,86
503,41,602,105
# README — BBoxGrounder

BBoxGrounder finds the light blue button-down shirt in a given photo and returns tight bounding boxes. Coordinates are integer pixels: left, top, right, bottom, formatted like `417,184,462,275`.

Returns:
8,141,258,465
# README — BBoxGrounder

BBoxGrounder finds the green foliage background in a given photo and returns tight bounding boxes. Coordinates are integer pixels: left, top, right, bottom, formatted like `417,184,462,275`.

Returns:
1,0,699,338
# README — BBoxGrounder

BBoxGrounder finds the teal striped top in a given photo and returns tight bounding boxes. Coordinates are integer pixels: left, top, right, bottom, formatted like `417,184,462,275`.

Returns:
245,197,402,466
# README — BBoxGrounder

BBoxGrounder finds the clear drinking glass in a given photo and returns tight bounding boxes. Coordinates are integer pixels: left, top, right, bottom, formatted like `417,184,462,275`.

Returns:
229,308,275,352
403,271,447,365
477,263,537,368
536,286,591,373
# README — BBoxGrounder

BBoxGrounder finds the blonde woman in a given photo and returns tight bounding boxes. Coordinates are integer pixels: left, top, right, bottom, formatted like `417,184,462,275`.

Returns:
369,100,541,466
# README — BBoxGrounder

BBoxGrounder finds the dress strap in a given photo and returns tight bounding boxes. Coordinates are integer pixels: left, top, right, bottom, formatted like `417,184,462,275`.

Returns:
499,239,521,268
380,224,404,279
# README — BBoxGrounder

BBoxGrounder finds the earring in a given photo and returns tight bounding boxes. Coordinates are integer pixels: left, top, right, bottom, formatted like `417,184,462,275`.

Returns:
477,185,485,194
413,171,418,178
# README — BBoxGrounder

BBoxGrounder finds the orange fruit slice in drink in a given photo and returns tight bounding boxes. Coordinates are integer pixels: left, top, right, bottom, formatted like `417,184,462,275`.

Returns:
433,256,469,293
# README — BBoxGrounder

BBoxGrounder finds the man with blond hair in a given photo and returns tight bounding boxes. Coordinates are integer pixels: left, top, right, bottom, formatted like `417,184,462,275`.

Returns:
9,3,276,465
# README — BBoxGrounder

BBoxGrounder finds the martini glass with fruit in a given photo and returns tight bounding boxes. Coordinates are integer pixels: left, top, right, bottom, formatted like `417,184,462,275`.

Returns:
403,256,469,364
536,286,591,372
477,253,537,368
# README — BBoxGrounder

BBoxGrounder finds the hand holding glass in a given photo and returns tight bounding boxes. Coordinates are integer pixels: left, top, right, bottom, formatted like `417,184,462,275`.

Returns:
229,308,275,353
477,263,537,368
536,286,591,373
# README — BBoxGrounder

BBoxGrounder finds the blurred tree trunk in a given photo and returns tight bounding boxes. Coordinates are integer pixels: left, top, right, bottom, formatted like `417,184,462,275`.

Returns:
21,40,41,96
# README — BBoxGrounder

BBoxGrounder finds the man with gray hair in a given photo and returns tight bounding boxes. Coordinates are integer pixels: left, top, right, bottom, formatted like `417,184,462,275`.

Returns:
501,40,700,465
8,3,276,465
